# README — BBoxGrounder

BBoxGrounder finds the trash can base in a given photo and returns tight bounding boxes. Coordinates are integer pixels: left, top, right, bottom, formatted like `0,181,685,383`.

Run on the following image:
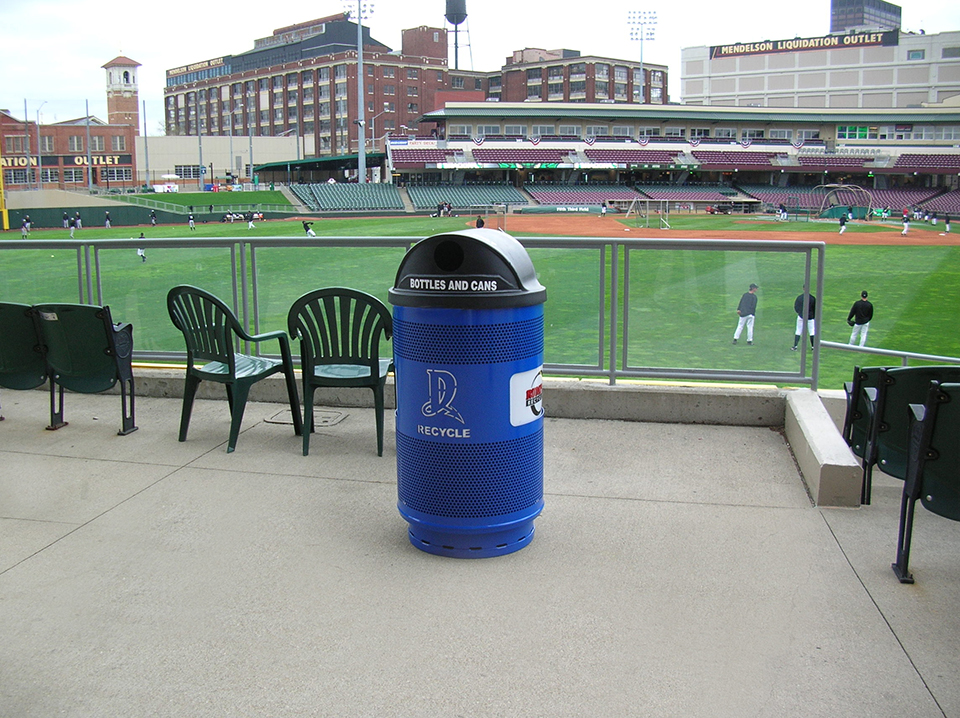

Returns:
407,521,536,559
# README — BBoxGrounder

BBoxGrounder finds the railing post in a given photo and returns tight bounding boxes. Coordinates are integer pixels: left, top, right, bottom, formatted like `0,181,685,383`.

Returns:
609,242,618,385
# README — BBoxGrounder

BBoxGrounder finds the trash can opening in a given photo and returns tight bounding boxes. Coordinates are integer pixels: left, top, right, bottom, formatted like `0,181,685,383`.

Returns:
434,240,465,272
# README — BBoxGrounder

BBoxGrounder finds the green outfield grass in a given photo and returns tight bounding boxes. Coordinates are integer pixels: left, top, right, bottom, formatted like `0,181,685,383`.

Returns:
2,214,957,390
139,190,292,208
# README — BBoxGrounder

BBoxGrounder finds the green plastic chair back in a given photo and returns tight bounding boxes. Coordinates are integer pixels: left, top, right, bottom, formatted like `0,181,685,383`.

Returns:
287,287,393,456
0,302,47,391
167,285,302,453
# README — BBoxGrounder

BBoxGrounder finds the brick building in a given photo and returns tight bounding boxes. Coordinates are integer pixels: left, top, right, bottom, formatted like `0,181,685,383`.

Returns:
162,13,668,172
0,56,140,191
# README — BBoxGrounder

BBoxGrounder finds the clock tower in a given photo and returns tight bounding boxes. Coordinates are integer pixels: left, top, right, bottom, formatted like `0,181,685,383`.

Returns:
103,56,141,133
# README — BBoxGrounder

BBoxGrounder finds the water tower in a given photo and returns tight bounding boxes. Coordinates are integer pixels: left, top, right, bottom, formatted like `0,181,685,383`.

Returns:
445,0,468,70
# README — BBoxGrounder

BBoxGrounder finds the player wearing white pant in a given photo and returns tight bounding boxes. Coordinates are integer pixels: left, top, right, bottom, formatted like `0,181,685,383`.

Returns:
732,283,758,345
847,290,874,347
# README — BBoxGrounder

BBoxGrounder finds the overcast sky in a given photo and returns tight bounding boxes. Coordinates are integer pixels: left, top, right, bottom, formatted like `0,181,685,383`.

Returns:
3,0,958,134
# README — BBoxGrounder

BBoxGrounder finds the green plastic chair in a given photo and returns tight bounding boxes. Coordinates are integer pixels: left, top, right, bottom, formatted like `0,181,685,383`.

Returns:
0,302,47,421
892,381,960,584
287,288,393,456
33,303,137,435
861,365,960,504
167,285,303,453
842,365,887,459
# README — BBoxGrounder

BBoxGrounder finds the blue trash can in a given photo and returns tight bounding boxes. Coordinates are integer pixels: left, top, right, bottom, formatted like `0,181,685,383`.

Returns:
390,229,546,558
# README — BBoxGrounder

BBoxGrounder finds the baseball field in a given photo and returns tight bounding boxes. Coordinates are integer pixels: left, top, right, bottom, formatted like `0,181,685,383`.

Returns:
3,201,959,391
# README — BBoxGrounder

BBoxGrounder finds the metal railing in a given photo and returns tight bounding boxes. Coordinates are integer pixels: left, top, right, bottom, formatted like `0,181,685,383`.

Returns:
820,341,960,367
1,235,826,388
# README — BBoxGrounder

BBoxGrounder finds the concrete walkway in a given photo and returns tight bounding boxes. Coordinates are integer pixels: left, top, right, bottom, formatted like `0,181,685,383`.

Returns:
1,390,958,717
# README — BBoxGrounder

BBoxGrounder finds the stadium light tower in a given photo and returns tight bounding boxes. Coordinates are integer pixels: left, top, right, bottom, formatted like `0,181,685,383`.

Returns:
344,0,374,183
627,10,657,103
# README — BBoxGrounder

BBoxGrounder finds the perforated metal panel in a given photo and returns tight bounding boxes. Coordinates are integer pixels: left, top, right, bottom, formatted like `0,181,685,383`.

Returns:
393,317,543,365
397,428,543,518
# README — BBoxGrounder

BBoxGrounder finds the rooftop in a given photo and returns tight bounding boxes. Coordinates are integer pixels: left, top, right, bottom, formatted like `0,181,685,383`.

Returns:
2,382,959,716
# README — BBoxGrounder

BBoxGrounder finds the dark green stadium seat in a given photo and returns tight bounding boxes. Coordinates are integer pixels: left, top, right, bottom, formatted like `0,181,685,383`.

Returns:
0,302,47,421
861,365,960,505
287,288,393,457
33,303,137,435
167,285,302,453
842,365,887,459
892,381,960,584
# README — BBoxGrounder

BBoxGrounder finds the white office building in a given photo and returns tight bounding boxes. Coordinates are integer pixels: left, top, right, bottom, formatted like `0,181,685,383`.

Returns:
681,29,960,109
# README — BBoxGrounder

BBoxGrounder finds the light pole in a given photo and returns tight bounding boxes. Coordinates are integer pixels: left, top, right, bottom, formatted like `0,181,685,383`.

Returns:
344,0,374,183
369,103,389,148
627,10,657,104
35,101,46,190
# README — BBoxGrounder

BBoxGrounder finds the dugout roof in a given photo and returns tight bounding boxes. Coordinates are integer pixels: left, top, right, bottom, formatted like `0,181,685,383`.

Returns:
253,152,387,174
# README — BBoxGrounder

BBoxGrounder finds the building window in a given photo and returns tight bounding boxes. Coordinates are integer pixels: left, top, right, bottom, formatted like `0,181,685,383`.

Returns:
383,67,395,78
63,168,85,183
452,77,465,89
3,169,34,185
798,129,821,140
335,65,347,79
570,80,586,96
448,124,471,135
570,63,586,76
559,124,581,136
595,63,609,80
477,125,499,136
527,68,542,82
111,135,126,151
548,66,563,79
690,128,710,138
769,129,793,140
406,103,419,113
527,85,542,99
68,135,84,152
907,49,925,60
40,168,59,183
40,135,55,153
102,167,132,182
175,165,202,179
665,127,685,138
741,129,765,140
532,124,555,136
548,82,564,98
407,86,419,96
475,79,482,90
614,66,628,81
384,102,395,112
934,125,960,140
638,127,659,137
650,87,663,102
505,124,525,136
612,126,631,137
90,136,105,152
651,71,664,85
715,128,735,138
302,70,314,84
384,84,395,95
595,82,609,99
318,67,330,81
586,125,608,137
406,68,418,80
5,135,25,153
273,76,283,89
943,47,960,59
